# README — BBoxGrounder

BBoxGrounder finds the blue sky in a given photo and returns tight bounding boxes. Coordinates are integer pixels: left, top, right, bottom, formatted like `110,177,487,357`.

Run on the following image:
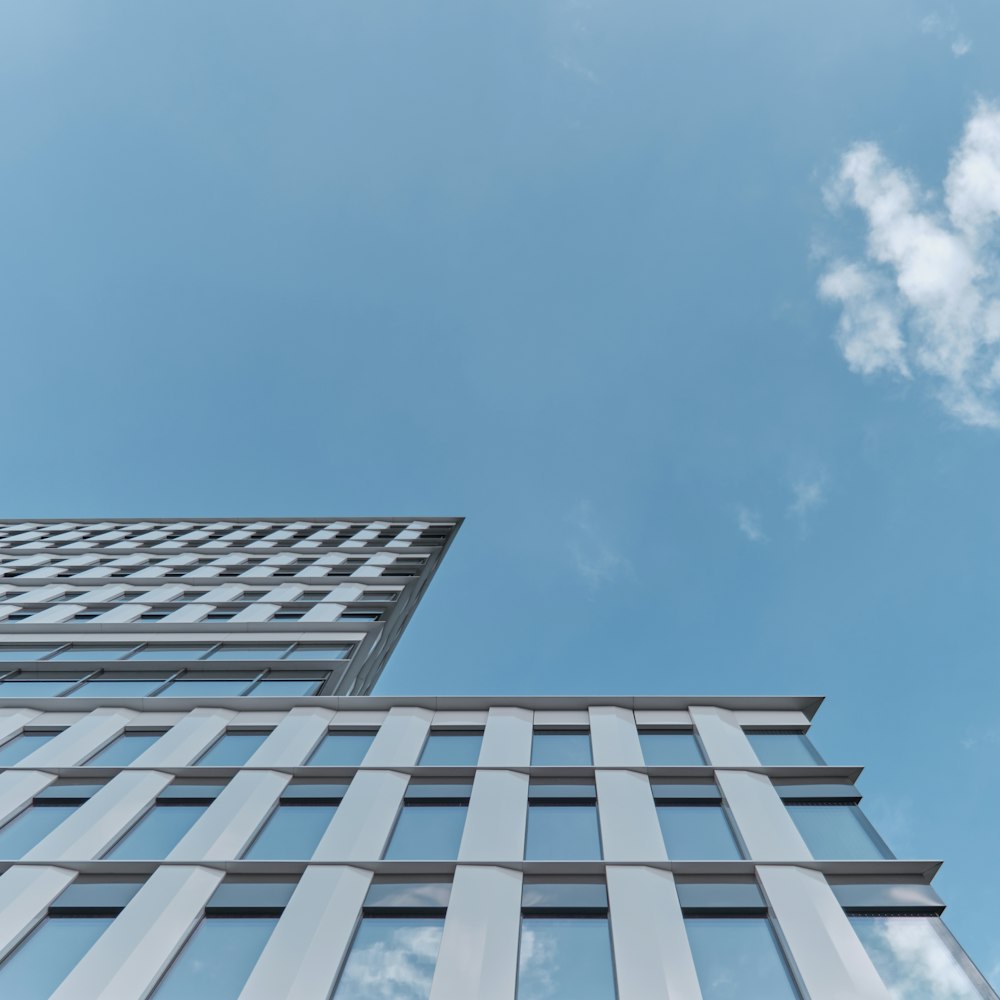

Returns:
2,0,1000,982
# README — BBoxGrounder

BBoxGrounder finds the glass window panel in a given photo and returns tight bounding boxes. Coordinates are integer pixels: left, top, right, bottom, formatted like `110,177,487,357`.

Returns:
68,678,167,698
0,679,74,696
787,805,892,860
243,803,337,860
639,731,706,766
333,917,444,1000
195,732,270,766
0,914,114,999
418,732,482,767
307,731,376,766
525,806,602,860
747,732,824,766
657,805,744,860
0,647,60,661
850,915,992,999
160,678,253,697
105,803,206,860
205,646,288,660
128,646,214,661
85,732,164,767
284,645,351,661
531,732,592,766
247,679,320,696
517,917,617,1000
48,646,136,661
0,731,59,766
686,917,801,1000
0,804,76,858
384,806,467,860
151,916,278,1000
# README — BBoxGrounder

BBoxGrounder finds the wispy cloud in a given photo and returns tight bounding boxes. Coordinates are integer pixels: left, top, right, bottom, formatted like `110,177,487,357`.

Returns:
567,500,630,588
788,475,827,519
819,101,1000,428
736,506,766,542
920,13,972,58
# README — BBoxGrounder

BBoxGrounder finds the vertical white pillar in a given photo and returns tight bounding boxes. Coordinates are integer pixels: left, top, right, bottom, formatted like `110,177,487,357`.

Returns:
479,707,533,767
20,708,137,767
0,770,57,826
716,771,811,862
238,866,372,1000
132,708,235,767
312,770,409,861
362,707,432,767
169,770,290,861
595,771,666,861
459,771,529,862
589,706,644,767
0,865,76,961
607,867,703,1000
247,707,333,766
0,708,41,747
49,866,226,1000
758,865,892,1000
689,706,758,766
25,770,173,861
428,866,522,1000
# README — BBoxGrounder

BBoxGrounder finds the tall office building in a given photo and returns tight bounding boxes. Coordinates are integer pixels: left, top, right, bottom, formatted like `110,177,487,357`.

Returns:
0,517,994,999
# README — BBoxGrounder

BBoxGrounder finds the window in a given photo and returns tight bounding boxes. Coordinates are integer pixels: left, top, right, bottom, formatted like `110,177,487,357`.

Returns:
0,678,75,696
204,645,291,661
0,729,61,765
68,677,168,697
850,915,994,999
0,646,61,661
48,645,137,661
150,880,290,1000
128,645,215,661
284,644,351,661
685,916,801,999
160,677,254,697
786,803,892,860
246,678,321,696
242,783,346,860
653,783,743,860
104,782,223,860
332,880,449,1000
194,731,270,766
418,730,482,767
307,729,377,766
84,730,166,767
517,882,616,1000
746,730,824,766
639,729,705,766
525,782,602,860
383,783,470,860
531,729,592,766
0,784,99,858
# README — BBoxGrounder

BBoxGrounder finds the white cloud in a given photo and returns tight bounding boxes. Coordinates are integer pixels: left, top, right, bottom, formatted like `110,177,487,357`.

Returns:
789,475,827,518
736,506,766,542
819,101,1000,428
920,12,972,58
567,500,629,588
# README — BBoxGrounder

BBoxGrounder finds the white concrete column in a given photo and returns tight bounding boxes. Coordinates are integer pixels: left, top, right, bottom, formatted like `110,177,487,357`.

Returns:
0,708,41,747
25,770,173,861
459,771,529,862
170,770,290,861
50,865,225,1000
607,866,703,1000
362,707,432,767
428,866,522,1000
0,770,57,826
238,866,372,1000
20,708,137,767
479,707,533,767
312,770,409,861
247,707,333,766
132,708,235,767
758,865,892,1000
689,706,758,766
595,771,666,862
589,706,644,767
0,865,76,961
716,771,811,862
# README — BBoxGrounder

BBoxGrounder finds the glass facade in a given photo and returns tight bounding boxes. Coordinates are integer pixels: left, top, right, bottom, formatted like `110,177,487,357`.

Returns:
747,731,824,766
787,804,892,860
418,731,482,767
105,803,207,859
194,731,270,766
517,917,617,1000
243,803,337,860
531,731,592,766
85,731,164,767
307,731,376,766
0,803,75,858
657,804,743,860
384,805,468,860
525,805,602,860
639,730,705,766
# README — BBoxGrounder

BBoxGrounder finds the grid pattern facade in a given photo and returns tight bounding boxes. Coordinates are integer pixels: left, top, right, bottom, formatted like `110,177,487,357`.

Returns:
0,518,460,696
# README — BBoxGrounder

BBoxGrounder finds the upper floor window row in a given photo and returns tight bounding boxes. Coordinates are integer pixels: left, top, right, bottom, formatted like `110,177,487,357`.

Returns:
0,642,353,665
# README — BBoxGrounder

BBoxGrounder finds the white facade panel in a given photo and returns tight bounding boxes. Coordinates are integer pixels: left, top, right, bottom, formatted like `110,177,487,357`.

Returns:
479,707,533,767
459,770,529,862
595,770,666,862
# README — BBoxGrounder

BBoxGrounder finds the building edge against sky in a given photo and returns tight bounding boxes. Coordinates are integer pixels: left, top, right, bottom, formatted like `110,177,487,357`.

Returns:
0,516,994,999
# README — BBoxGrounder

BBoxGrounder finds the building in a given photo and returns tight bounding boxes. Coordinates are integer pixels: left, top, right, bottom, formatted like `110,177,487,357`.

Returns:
0,517,994,999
